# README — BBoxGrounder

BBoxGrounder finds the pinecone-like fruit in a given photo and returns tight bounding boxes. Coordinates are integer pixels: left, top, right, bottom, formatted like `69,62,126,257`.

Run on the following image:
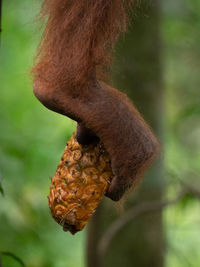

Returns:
48,133,113,234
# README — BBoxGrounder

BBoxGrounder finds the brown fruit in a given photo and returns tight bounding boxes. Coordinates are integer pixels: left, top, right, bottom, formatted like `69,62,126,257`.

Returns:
48,133,113,234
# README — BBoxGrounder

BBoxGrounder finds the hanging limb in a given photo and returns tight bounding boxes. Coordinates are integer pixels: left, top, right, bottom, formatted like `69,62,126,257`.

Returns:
32,0,159,202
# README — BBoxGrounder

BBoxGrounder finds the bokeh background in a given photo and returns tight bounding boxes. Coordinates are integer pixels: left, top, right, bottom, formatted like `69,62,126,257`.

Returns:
1,0,200,266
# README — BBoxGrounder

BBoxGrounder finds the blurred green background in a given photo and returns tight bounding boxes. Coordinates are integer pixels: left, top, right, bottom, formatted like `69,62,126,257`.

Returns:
1,0,200,266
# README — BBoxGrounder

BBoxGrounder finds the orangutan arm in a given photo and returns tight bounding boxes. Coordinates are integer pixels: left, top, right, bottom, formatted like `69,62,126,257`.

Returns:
32,0,159,201
33,78,159,201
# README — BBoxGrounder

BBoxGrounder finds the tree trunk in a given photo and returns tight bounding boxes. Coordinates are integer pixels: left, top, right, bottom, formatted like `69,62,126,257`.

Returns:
86,1,165,267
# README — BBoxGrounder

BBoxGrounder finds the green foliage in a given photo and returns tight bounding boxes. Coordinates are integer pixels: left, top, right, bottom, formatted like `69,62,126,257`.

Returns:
163,0,200,266
0,251,25,267
0,175,4,196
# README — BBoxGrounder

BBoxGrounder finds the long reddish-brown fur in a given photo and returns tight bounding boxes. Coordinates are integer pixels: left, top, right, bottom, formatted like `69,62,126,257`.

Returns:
32,0,159,201
32,0,132,92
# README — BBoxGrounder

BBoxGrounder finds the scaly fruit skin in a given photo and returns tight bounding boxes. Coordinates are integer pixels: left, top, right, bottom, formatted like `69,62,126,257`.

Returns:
48,133,113,234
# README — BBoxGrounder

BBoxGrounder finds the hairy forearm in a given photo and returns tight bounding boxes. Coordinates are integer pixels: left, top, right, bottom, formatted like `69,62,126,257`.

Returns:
32,0,159,201
34,77,158,157
33,77,159,200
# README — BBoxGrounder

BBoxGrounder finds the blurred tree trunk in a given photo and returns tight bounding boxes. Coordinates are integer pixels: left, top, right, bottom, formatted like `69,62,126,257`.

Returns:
87,1,165,267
